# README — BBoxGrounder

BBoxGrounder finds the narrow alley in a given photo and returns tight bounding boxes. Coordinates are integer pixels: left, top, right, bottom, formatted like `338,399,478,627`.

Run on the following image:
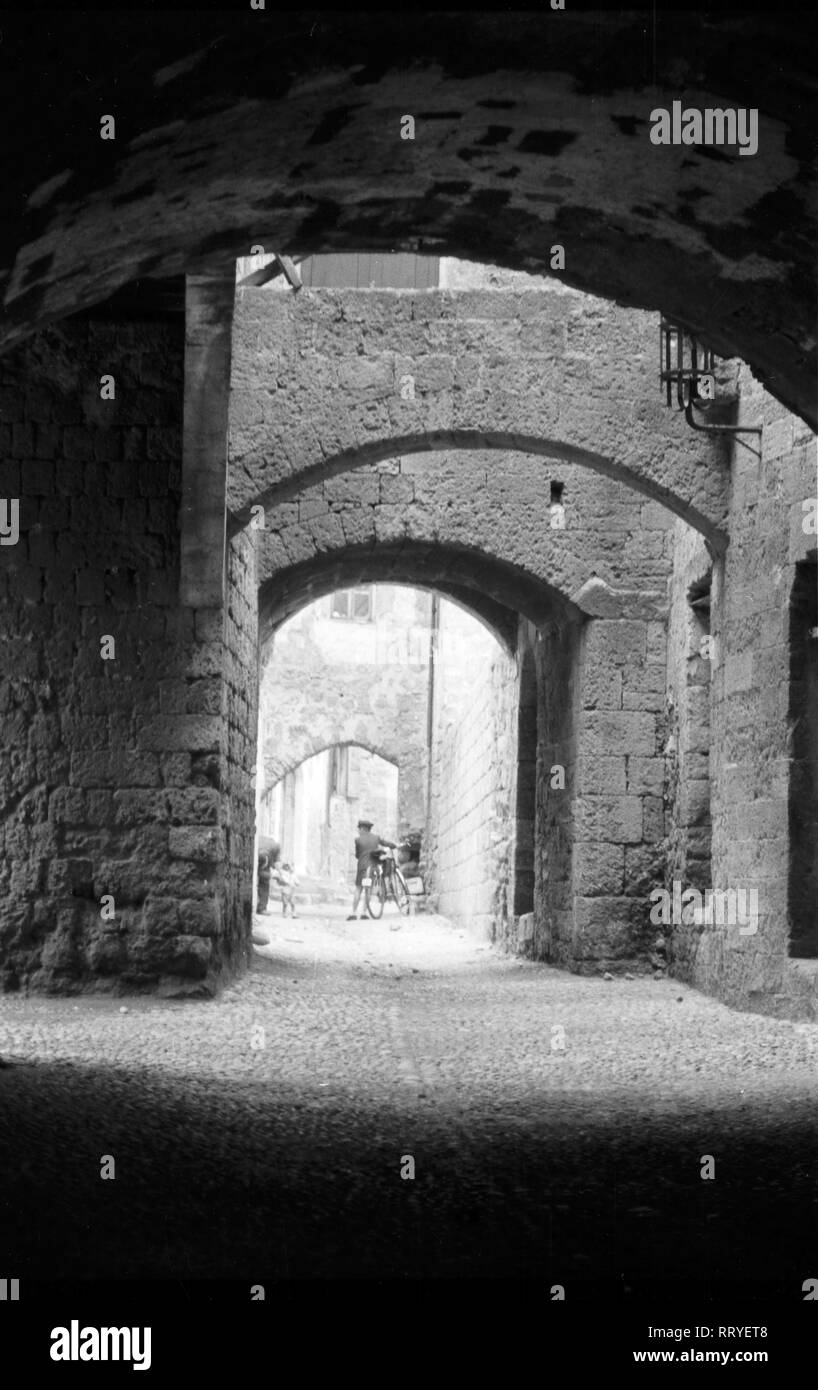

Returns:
1,11,816,1361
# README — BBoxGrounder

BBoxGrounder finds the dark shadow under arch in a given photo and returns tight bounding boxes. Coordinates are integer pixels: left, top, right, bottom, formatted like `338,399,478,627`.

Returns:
3,13,815,425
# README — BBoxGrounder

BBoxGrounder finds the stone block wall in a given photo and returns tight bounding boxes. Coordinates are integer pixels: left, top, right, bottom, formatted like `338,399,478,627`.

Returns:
514,384,816,1004
0,314,251,994
533,612,582,962
533,603,670,973
695,368,817,1017
424,599,663,964
228,285,728,545
255,452,676,618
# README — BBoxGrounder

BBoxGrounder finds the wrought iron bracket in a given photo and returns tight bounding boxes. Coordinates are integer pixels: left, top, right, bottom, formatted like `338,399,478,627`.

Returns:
684,399,763,436
660,316,763,437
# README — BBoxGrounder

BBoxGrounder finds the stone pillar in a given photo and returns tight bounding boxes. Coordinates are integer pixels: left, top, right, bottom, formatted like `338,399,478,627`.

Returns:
569,615,666,973
533,598,668,975
706,370,817,1017
0,296,257,996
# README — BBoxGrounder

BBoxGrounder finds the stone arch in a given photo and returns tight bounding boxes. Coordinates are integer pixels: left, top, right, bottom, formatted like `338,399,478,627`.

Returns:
234,429,728,552
259,739,404,886
257,538,582,656
228,287,731,548
255,532,575,903
259,555,522,660
257,576,447,843
2,13,814,425
267,736,403,791
254,448,674,653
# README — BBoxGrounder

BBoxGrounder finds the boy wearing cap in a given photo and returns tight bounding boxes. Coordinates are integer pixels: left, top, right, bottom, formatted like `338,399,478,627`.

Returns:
347,816,396,920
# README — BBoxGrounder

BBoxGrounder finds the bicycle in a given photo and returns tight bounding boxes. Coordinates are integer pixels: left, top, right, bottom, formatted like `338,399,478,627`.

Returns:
362,847,411,920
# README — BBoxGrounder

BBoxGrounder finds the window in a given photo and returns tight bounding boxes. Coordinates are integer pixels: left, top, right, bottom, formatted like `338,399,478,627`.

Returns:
330,587,373,622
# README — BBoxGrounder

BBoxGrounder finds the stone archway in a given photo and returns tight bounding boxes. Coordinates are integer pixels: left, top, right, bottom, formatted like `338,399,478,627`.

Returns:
253,440,677,644
257,586,432,839
258,548,524,658
259,740,402,888
254,493,676,966
258,537,584,640
266,736,404,792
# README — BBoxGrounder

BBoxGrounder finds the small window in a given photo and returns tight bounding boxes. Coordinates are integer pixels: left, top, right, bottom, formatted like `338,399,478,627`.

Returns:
351,588,372,620
330,587,373,622
688,575,711,621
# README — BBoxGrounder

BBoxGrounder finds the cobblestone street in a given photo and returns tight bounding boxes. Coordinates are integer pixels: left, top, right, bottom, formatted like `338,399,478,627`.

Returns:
1,906,816,1289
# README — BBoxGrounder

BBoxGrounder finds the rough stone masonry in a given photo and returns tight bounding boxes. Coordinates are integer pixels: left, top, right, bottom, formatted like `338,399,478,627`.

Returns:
0,262,816,1021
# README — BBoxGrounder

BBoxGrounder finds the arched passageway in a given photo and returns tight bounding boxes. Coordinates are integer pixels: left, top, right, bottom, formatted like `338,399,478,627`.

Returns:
259,743,401,888
256,584,434,872
0,249,813,1016
258,546,525,658
2,13,818,1319
253,502,677,969
254,566,550,949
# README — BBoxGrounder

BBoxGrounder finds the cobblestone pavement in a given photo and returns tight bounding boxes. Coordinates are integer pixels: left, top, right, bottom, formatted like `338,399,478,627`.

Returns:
1,904,817,1288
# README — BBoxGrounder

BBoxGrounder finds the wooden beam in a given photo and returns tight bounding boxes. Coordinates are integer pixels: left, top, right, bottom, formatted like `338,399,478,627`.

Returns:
235,262,282,289
275,254,302,291
236,253,302,291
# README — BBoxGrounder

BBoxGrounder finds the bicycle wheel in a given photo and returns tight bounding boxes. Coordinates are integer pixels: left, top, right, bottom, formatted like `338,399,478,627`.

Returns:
392,870,410,915
366,871,385,919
